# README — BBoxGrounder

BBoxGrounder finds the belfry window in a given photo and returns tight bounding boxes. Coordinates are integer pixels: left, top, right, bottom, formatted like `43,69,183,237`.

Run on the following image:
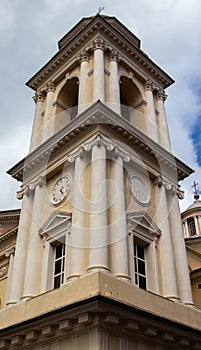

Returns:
53,241,66,289
188,217,196,236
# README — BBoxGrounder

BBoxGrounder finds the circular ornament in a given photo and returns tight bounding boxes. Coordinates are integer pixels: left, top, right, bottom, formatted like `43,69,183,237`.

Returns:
128,174,150,206
51,176,71,205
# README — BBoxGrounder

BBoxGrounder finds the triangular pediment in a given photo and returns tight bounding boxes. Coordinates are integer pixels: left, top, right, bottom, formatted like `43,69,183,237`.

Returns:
39,211,71,239
127,211,161,243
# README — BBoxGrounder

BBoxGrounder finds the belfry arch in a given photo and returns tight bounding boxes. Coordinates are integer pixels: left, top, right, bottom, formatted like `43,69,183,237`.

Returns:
120,75,146,133
54,77,79,133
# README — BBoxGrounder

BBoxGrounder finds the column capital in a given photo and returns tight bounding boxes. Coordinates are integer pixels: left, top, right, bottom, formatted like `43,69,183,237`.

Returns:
5,248,15,258
155,89,168,102
79,50,90,62
92,36,105,51
144,79,154,91
154,177,184,199
16,184,35,200
109,49,119,62
45,81,56,93
33,90,45,103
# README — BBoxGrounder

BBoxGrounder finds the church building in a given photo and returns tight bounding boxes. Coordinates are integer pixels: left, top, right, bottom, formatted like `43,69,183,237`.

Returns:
1,13,201,349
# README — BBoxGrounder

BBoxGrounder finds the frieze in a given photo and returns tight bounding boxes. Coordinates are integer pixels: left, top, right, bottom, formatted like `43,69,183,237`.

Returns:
0,264,8,279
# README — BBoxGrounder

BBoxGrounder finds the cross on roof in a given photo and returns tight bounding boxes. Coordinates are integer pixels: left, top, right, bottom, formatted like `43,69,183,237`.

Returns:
191,181,199,194
97,6,105,15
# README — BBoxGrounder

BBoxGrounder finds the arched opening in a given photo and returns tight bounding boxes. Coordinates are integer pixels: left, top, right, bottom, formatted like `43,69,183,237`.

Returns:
57,77,78,119
120,76,142,120
54,77,79,133
120,76,145,132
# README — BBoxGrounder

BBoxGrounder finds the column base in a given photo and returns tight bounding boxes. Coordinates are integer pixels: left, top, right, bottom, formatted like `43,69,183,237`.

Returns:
115,273,131,281
66,274,81,282
87,265,110,273
6,300,18,307
183,301,196,308
21,295,34,301
165,296,181,303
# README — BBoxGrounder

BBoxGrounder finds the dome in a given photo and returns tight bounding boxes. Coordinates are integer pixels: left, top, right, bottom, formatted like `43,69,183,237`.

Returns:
187,199,201,210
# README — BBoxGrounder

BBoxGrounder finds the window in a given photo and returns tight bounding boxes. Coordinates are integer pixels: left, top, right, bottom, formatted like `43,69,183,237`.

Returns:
127,212,161,294
39,211,72,293
53,241,66,289
133,239,146,290
188,217,196,236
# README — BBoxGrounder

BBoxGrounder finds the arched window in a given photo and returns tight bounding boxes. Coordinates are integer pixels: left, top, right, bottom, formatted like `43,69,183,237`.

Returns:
54,77,79,133
120,76,142,118
187,217,197,236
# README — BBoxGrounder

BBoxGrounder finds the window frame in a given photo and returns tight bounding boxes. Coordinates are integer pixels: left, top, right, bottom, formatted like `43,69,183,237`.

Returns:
39,212,71,293
127,212,161,293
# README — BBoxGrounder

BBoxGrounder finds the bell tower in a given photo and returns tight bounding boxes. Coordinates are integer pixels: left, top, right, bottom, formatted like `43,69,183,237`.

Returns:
3,14,201,350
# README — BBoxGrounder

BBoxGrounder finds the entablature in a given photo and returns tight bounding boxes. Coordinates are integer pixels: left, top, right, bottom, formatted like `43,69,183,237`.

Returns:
7,102,193,188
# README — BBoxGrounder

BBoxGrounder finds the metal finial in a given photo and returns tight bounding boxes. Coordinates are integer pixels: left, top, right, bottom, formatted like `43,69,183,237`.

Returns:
191,181,199,200
97,6,105,15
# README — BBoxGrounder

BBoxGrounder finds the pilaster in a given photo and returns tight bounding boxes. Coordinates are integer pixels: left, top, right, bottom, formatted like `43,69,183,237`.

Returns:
167,186,194,306
29,90,45,152
109,153,130,280
22,177,46,299
7,186,34,305
41,81,56,143
67,149,88,281
92,37,105,102
87,139,109,273
154,177,179,301
108,49,120,114
155,89,171,151
78,50,90,114
144,79,159,142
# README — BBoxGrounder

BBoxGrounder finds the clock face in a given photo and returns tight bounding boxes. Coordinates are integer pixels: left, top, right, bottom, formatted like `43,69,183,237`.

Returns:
51,176,71,205
128,174,150,206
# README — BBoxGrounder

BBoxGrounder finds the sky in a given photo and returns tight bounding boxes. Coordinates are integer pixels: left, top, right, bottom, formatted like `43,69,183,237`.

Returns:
0,0,201,212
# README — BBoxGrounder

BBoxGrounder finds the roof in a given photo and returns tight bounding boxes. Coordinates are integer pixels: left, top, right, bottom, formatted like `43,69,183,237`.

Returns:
26,14,174,91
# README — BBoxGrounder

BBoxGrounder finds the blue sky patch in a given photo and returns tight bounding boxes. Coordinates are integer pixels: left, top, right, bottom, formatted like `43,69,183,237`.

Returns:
190,116,201,166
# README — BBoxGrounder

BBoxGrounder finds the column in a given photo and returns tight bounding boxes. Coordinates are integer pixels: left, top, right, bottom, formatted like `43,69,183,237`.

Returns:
4,250,14,307
42,81,55,143
110,156,130,280
199,216,201,234
144,80,159,142
22,178,45,299
89,331,108,350
109,50,120,114
93,37,105,102
87,144,109,272
195,216,200,235
154,179,179,300
78,50,89,114
29,91,44,152
155,89,171,152
6,188,33,305
167,189,194,306
184,220,189,238
67,153,88,281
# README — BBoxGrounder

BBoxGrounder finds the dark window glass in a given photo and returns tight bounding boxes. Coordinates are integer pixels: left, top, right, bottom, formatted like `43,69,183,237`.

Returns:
133,239,146,290
53,242,65,289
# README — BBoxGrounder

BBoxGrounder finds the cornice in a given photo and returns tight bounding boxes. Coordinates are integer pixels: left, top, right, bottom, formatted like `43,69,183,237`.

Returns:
26,16,174,91
0,210,20,222
7,102,193,184
0,227,17,255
